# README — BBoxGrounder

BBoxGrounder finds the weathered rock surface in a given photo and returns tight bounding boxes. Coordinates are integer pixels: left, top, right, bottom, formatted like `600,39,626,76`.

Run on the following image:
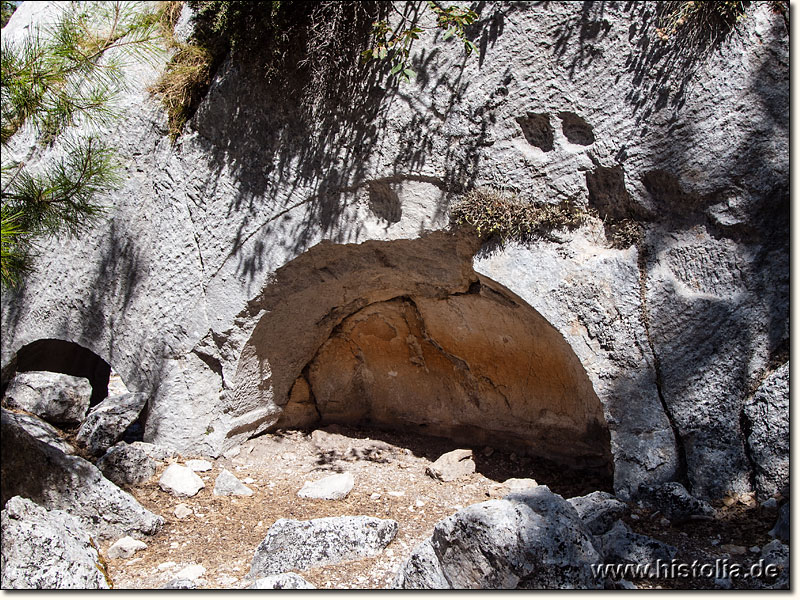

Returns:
393,486,601,589
0,409,75,454
598,520,677,565
758,540,789,589
1,408,163,540
161,578,196,589
213,468,253,496
96,442,159,486
637,481,715,525
503,478,539,493
307,284,612,468
248,573,316,589
0,2,788,503
159,464,205,497
131,441,177,462
425,449,476,482
3,371,92,427
474,236,678,501
644,223,788,499
107,535,148,559
250,516,398,577
768,502,789,542
297,472,354,500
76,392,148,456
186,459,213,472
568,491,628,536
743,362,789,501
0,496,110,589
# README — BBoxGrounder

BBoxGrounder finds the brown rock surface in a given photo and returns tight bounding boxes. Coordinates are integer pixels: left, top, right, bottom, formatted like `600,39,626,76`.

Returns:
306,279,611,469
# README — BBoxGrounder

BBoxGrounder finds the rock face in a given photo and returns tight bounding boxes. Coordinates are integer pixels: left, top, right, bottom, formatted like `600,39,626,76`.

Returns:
306,285,612,468
393,486,601,589
3,371,92,427
743,362,789,501
0,496,110,589
249,516,398,578
76,392,148,456
0,2,788,501
1,408,163,541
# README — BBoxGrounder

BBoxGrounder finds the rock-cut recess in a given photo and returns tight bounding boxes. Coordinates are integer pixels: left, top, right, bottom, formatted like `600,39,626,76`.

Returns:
229,233,613,472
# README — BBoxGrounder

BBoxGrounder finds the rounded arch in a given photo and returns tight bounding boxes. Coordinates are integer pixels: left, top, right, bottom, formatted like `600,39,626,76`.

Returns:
11,338,112,407
230,233,613,473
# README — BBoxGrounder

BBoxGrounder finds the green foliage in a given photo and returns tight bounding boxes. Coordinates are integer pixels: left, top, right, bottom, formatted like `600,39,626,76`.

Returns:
656,1,749,43
1,1,162,287
451,188,588,244
362,1,478,82
154,1,381,139
1,1,17,29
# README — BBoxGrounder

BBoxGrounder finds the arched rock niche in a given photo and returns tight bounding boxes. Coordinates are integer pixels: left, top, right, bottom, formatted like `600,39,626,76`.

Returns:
10,338,112,407
230,231,612,471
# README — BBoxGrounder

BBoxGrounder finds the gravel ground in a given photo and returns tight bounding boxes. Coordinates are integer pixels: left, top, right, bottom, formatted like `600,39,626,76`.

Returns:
101,425,786,590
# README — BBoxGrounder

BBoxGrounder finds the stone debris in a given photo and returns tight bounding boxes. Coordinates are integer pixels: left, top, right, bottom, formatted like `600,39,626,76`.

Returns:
250,516,398,577
3,371,92,427
107,536,148,559
186,459,213,472
249,573,316,589
425,449,475,482
394,486,601,589
719,544,747,555
568,491,629,536
97,442,159,486
76,392,148,456
175,564,206,581
162,578,196,589
759,540,789,589
503,478,539,493
637,482,715,524
131,441,178,462
2,408,163,541
768,502,789,541
1,410,75,454
223,446,241,459
213,469,254,496
598,520,677,565
0,496,110,589
297,472,354,500
174,504,193,519
159,464,205,497
761,498,778,509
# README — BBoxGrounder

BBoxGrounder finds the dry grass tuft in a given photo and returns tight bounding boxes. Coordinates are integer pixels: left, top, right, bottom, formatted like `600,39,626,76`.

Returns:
150,43,213,139
450,188,588,244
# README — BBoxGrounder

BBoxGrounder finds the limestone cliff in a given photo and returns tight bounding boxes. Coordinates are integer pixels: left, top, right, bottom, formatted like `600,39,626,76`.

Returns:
1,1,788,501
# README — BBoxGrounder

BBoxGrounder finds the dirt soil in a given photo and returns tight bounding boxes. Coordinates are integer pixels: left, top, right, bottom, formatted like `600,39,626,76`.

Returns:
102,425,785,590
